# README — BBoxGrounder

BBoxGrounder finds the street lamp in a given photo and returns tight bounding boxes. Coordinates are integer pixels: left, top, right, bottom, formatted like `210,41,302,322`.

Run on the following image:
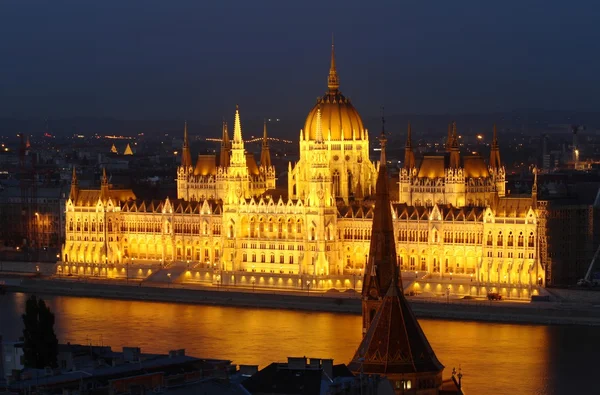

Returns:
167,272,172,288
306,280,311,296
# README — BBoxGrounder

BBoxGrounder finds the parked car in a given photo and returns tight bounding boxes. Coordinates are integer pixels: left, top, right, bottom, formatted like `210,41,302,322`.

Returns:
487,292,502,301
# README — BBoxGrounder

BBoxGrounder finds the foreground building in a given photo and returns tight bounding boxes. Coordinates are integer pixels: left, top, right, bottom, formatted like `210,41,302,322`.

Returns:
60,43,544,297
349,133,461,394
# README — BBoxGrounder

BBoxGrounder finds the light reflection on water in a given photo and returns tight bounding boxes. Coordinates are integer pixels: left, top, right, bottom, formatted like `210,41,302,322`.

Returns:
1,293,595,394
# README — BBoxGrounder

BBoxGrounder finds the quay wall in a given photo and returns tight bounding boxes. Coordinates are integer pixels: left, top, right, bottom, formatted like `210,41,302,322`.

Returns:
4,277,600,326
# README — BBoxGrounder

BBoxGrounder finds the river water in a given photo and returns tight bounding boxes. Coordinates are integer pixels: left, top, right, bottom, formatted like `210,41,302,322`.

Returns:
0,292,596,394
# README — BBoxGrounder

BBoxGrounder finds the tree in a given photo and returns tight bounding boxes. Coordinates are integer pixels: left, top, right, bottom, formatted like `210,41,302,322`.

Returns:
22,295,58,369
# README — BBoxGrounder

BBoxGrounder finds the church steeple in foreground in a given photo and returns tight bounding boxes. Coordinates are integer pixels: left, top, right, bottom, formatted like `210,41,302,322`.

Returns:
349,125,445,393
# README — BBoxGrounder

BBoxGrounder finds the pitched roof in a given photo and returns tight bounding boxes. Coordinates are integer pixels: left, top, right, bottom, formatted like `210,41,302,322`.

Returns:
74,189,136,206
417,155,446,178
194,154,218,176
348,283,444,375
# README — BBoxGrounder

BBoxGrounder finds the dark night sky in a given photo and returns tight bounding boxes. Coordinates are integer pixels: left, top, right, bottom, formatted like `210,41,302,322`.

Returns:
1,0,599,121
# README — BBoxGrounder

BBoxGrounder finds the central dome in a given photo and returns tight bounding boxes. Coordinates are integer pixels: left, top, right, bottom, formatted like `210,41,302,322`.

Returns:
303,44,365,141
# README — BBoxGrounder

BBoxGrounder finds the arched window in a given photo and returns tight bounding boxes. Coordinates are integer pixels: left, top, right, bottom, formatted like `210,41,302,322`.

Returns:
91,219,96,232
261,253,266,263
243,253,247,262
347,171,353,196
518,232,524,247
83,219,88,232
69,220,73,231
296,221,302,234
99,220,104,232
508,232,514,246
497,231,503,246
270,254,275,263
528,232,535,247
289,255,294,264
332,170,340,197
287,220,293,234
76,219,81,232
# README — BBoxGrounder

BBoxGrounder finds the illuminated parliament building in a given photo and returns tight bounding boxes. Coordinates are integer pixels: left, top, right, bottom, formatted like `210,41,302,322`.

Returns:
60,43,544,298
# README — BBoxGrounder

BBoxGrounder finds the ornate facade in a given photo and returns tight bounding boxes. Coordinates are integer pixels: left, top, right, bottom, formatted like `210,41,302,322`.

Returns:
60,43,545,296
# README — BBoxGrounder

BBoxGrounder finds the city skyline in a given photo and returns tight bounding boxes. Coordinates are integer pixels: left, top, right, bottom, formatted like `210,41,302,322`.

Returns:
2,1,600,120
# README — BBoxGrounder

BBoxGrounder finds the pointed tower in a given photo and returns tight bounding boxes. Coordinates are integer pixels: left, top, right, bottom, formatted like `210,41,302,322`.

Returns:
449,122,461,169
349,150,445,390
230,105,246,167
532,166,538,207
360,126,401,334
220,121,231,168
489,124,501,169
445,123,453,152
100,167,109,201
123,143,134,156
404,122,416,170
348,277,445,392
69,167,78,201
327,36,339,92
260,120,272,168
180,122,192,167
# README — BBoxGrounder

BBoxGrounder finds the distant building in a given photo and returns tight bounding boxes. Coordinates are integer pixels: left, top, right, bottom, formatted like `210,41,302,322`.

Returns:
59,42,544,298
0,185,68,249
241,356,391,395
349,135,462,394
3,343,234,394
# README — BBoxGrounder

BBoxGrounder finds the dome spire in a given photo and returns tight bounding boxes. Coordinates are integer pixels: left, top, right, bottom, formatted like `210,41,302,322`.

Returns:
327,35,339,92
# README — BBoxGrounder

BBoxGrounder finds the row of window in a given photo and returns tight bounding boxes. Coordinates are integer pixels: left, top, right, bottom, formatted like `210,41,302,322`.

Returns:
69,219,221,236
241,243,305,251
243,253,296,264
486,231,534,247
341,228,371,240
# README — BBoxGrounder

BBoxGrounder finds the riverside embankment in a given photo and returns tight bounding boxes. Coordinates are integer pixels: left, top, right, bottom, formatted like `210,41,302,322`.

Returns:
4,275,600,326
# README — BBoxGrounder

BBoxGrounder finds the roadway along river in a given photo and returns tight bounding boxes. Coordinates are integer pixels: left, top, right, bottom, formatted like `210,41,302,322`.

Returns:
0,292,597,394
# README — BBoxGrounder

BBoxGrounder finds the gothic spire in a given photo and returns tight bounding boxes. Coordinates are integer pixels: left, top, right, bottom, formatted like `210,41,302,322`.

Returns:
449,121,461,169
69,166,78,201
361,117,398,303
219,121,230,168
233,105,243,144
181,121,193,168
260,119,272,168
100,167,109,201
349,141,445,378
490,124,502,169
327,35,340,92
446,122,453,152
532,166,538,206
404,122,416,170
